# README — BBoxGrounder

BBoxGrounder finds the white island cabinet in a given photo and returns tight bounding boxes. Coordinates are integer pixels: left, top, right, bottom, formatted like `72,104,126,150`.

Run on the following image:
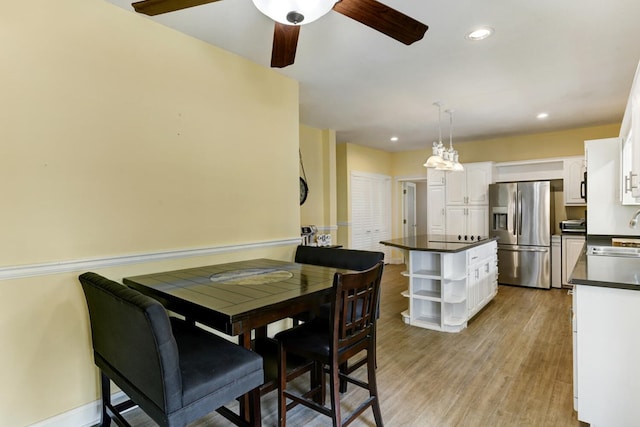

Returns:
382,236,497,333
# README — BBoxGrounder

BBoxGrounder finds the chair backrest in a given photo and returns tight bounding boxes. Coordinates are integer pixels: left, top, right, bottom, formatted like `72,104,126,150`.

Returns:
331,261,384,351
79,272,182,413
294,245,384,271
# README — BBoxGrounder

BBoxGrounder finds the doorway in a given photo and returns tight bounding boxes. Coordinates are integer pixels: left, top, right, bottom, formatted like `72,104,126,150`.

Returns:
403,182,417,238
402,179,428,238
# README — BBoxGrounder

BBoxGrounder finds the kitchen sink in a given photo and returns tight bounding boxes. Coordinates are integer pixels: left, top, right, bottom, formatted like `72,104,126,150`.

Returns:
587,246,640,258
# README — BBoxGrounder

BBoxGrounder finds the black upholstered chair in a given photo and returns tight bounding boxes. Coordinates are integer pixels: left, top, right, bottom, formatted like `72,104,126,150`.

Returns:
293,245,385,391
275,261,385,427
79,272,264,427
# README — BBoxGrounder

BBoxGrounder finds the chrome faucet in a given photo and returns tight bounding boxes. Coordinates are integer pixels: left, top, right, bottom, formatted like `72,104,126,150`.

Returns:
630,209,640,228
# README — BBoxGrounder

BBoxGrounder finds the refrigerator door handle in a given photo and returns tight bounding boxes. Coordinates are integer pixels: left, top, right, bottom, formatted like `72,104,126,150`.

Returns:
512,191,517,236
517,190,523,236
499,246,549,253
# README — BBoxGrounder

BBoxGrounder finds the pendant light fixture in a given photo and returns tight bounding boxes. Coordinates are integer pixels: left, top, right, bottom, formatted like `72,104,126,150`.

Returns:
444,109,465,172
424,103,463,171
252,0,337,25
423,102,446,168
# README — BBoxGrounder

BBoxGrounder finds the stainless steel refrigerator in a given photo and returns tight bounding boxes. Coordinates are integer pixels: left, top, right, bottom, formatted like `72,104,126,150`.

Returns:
489,181,554,289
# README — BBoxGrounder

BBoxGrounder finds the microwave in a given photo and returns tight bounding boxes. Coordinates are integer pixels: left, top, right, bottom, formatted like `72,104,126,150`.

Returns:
560,219,586,233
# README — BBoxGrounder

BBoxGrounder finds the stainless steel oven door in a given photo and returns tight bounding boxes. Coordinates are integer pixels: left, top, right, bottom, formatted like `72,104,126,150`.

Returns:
498,244,550,289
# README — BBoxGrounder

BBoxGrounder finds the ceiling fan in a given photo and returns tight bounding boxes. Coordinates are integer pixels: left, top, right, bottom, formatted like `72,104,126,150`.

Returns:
130,0,428,68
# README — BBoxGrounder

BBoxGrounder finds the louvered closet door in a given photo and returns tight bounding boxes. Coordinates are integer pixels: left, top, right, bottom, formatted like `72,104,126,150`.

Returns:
350,172,391,259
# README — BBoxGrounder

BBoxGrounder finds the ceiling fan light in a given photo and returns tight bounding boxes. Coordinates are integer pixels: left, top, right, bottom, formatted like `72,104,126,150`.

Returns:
252,0,337,25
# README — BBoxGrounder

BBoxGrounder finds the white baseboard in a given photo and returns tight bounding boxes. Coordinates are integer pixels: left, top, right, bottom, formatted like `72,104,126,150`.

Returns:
30,392,128,427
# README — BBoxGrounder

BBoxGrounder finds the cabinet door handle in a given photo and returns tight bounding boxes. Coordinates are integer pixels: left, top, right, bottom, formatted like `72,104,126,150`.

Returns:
625,171,638,193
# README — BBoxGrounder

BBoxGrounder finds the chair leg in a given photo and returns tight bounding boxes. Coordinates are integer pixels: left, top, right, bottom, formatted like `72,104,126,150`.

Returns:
338,362,348,393
366,348,383,427
100,372,111,427
248,387,261,427
311,360,325,405
329,362,342,427
277,344,287,427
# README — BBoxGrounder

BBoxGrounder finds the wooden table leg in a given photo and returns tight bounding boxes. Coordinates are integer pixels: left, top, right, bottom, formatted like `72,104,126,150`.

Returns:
238,331,258,423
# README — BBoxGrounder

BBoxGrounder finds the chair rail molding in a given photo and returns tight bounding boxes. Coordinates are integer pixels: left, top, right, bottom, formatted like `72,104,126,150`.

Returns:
0,237,301,281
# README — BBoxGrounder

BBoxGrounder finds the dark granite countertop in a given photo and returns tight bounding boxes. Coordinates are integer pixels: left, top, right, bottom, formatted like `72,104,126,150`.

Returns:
569,235,640,291
380,235,498,253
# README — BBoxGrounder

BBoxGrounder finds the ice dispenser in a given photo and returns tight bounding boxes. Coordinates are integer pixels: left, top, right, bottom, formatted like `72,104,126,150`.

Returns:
492,207,508,231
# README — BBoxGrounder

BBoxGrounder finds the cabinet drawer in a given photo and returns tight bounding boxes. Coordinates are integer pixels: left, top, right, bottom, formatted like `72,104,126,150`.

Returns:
467,241,497,264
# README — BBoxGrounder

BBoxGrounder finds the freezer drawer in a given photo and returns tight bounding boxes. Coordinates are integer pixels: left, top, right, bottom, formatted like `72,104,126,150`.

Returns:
498,245,551,289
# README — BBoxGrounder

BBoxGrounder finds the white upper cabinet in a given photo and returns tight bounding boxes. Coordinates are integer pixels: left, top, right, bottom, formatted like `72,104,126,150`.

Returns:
445,162,494,206
445,205,489,238
426,186,446,234
427,168,446,186
564,156,586,205
620,59,640,205
441,162,494,238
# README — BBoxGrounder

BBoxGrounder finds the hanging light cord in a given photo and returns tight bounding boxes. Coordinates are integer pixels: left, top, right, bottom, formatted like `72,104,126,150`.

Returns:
448,110,454,150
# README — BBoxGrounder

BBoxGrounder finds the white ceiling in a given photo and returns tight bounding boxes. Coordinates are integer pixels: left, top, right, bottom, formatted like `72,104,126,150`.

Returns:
106,0,640,152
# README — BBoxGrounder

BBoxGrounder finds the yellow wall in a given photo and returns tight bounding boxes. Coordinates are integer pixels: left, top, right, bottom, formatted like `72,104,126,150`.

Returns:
1,0,299,424
456,123,620,163
392,123,620,174
299,126,337,242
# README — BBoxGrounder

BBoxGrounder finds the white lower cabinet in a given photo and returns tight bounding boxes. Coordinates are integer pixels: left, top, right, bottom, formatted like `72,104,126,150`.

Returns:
562,235,585,286
574,284,640,425
401,240,497,332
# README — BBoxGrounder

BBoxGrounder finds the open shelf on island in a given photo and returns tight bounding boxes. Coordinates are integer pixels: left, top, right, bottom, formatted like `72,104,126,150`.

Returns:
413,289,441,300
398,240,498,333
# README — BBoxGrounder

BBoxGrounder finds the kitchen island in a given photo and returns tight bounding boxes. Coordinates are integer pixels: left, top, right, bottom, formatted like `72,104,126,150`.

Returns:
381,235,498,332
569,238,640,426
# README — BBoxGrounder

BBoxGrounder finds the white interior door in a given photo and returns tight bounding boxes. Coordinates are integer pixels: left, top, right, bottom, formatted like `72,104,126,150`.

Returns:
403,182,417,237
350,171,392,258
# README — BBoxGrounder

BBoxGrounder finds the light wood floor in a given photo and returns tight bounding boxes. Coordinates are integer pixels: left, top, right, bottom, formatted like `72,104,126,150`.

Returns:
124,263,581,427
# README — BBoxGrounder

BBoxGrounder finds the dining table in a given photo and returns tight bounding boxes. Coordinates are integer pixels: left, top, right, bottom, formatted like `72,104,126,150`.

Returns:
123,258,346,349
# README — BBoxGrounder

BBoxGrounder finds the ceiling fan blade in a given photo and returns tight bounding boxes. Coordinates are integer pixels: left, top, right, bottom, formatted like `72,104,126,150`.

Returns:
132,0,222,16
271,23,300,68
333,0,428,45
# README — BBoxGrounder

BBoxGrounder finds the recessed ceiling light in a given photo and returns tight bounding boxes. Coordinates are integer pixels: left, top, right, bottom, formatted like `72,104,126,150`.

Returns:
537,112,549,120
390,136,399,142
466,27,494,41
